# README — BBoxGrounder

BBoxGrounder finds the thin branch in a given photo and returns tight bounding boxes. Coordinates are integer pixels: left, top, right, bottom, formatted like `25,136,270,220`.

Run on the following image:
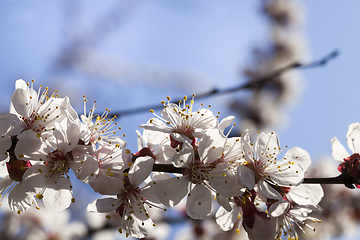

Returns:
152,163,355,187
111,50,339,118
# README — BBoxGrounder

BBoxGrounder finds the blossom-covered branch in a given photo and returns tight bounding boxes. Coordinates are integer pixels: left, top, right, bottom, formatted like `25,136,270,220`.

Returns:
0,78,357,240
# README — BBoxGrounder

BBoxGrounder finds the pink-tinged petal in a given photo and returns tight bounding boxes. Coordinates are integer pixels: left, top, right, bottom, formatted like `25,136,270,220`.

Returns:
186,184,211,219
216,204,241,231
11,88,30,118
218,116,235,132
129,156,154,187
347,122,360,153
331,137,350,161
8,183,33,212
154,176,189,207
90,175,124,195
43,178,73,211
288,184,324,206
198,129,226,164
243,214,276,240
257,179,282,200
237,165,255,190
87,197,120,213
268,201,290,218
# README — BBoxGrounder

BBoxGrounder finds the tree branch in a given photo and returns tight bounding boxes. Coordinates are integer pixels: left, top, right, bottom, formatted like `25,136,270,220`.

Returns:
111,50,339,118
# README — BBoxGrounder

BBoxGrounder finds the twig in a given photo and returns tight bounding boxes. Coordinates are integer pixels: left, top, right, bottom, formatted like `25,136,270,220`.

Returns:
110,50,339,118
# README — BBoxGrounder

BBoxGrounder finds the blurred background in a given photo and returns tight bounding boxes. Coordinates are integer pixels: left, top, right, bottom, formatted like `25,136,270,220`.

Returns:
1,0,360,239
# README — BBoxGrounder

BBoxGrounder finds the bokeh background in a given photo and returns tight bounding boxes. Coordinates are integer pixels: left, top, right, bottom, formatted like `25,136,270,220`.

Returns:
1,0,360,239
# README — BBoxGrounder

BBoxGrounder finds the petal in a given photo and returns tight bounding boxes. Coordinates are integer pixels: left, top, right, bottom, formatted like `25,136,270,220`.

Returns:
218,116,235,132
268,201,290,218
257,179,282,200
154,176,189,207
186,184,212,219
15,130,43,159
347,122,360,153
90,175,124,195
70,152,99,183
0,176,14,194
8,183,33,212
288,184,324,206
128,156,154,187
216,204,241,231
331,137,350,161
208,167,239,198
255,132,279,158
216,194,233,212
87,197,119,213
237,165,255,190
198,129,226,164
269,147,311,186
0,113,23,136
11,88,30,118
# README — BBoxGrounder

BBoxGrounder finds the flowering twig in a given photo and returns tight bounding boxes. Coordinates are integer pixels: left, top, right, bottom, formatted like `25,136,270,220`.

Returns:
111,50,338,118
152,163,358,189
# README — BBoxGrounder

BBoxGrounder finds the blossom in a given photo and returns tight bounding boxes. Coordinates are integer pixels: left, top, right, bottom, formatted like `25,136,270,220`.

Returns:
237,130,311,200
331,122,360,188
19,119,98,211
135,118,176,164
140,95,218,146
87,156,159,238
90,141,131,195
154,129,241,219
77,96,124,146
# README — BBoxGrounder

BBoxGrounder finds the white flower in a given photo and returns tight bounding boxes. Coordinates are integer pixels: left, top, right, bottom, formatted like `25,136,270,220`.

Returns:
77,97,124,146
237,130,311,200
140,95,218,146
154,129,241,219
267,184,324,239
90,141,132,195
19,119,98,211
331,122,360,161
88,156,159,238
331,122,360,187
135,118,176,164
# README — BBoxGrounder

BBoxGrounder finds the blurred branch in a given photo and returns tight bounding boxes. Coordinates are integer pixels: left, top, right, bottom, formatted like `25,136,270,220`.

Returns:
110,50,339,118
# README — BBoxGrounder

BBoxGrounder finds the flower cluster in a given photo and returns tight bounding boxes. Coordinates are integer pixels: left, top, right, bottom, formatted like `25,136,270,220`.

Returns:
0,80,325,239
